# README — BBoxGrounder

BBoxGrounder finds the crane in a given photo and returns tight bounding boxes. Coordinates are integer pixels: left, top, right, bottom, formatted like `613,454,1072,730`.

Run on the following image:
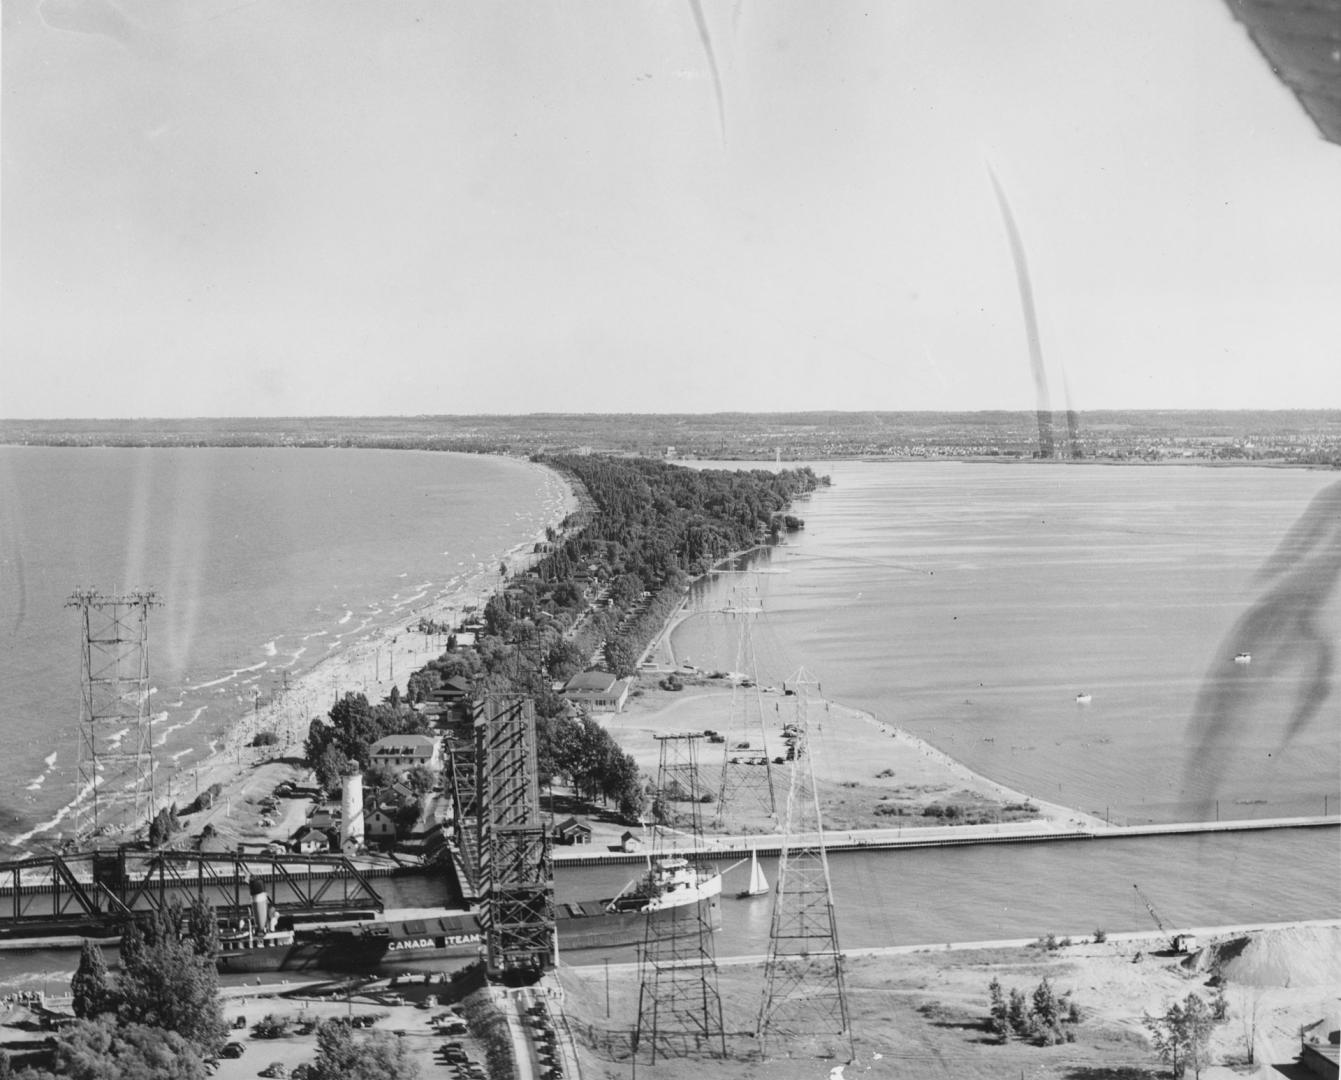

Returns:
1133,884,1197,954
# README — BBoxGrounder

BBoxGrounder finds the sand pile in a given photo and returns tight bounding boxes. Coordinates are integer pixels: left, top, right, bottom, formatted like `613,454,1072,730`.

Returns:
1185,926,1341,988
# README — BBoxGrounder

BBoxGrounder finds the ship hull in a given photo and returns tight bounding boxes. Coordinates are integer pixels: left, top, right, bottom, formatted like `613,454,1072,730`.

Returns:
557,893,722,951
214,894,724,972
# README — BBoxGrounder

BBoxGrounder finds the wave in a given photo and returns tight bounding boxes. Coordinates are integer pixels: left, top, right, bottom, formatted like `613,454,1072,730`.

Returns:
263,640,278,657
338,610,353,625
170,748,195,763
8,773,99,849
190,660,268,690
302,629,328,642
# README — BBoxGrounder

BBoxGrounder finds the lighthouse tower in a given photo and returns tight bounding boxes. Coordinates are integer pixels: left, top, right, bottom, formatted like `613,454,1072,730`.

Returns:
341,762,364,852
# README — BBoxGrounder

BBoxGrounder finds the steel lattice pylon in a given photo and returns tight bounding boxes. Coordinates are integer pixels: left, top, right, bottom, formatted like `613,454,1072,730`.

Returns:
475,696,554,977
713,587,777,827
634,732,725,1063
67,589,160,842
757,669,853,1059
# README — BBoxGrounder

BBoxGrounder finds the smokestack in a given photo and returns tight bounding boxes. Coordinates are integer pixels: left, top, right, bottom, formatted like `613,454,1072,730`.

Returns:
249,876,269,934
341,762,364,851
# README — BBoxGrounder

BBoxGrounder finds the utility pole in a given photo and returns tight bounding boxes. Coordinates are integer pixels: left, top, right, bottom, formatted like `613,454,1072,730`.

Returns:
67,589,160,840
758,669,852,1061
634,733,725,1064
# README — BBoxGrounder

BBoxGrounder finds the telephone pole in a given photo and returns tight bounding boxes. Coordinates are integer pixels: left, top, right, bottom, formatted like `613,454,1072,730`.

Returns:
757,669,852,1060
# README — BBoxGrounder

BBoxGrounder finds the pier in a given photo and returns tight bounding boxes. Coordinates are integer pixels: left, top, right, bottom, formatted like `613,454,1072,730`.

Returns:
551,814,1340,867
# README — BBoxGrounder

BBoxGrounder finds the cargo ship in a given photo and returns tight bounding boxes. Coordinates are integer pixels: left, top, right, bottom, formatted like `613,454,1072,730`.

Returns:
215,856,722,972
558,853,723,951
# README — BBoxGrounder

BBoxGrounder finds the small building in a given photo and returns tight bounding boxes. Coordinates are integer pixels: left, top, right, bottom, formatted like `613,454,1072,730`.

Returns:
432,675,474,703
619,830,643,853
365,808,397,846
562,670,631,714
369,733,443,773
554,817,593,845
307,804,338,831
292,825,330,855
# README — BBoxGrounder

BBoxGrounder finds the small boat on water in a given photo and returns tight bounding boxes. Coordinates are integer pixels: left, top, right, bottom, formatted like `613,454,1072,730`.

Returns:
1075,693,1092,705
736,849,769,899
1234,652,1252,664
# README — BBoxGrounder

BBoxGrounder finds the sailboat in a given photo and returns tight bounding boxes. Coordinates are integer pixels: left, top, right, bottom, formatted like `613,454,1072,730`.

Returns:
736,849,769,899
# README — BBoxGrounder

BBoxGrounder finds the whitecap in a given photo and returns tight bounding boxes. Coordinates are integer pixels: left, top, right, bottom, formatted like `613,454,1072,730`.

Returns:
337,610,353,626
263,640,278,657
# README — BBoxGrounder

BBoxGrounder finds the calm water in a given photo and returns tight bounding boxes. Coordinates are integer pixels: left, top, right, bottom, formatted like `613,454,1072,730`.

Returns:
554,826,1338,961
0,447,570,851
672,462,1341,825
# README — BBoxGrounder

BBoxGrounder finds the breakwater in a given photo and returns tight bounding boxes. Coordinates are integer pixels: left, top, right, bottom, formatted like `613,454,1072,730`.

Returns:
552,815,1339,867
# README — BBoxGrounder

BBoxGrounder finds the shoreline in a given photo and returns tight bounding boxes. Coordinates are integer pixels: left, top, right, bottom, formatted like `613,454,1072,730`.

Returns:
635,537,1106,832
5,458,578,852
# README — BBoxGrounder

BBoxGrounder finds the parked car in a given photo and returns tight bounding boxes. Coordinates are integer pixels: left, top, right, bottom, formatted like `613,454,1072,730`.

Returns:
258,1064,287,1079
220,1042,244,1059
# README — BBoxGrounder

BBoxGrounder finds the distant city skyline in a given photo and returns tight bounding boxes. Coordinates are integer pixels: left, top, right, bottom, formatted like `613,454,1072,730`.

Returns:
3,0,1340,419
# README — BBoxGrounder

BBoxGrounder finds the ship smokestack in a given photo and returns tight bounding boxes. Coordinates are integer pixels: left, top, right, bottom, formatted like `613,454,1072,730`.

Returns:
249,876,269,933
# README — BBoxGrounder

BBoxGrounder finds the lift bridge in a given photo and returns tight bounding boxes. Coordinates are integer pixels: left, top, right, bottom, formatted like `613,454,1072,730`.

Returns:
0,848,383,936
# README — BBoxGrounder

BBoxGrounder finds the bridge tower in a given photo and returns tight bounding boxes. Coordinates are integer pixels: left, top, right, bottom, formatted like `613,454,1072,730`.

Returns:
475,696,555,978
67,589,160,842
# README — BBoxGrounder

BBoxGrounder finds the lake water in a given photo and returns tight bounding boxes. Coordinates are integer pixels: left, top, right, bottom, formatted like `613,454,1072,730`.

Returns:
0,446,570,852
671,461,1341,825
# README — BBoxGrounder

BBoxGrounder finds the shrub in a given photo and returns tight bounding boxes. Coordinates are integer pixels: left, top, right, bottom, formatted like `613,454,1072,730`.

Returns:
251,731,280,747
252,1013,289,1039
1093,927,1108,943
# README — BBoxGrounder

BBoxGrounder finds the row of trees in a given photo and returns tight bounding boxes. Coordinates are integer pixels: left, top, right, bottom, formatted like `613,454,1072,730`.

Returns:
379,455,822,818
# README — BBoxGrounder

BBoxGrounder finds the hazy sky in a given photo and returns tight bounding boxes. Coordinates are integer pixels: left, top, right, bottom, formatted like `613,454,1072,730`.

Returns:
3,0,1340,418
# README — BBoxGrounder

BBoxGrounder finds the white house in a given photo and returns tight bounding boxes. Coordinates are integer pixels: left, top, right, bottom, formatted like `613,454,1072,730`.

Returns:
562,670,631,713
369,733,442,773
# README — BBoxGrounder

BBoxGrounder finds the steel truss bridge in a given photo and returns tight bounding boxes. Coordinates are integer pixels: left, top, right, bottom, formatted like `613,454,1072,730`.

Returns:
0,848,383,934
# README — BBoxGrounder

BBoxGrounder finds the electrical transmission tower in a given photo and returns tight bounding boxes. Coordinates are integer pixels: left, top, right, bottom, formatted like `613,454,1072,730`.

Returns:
757,668,853,1059
634,732,726,1063
67,589,161,842
713,585,777,827
475,696,555,979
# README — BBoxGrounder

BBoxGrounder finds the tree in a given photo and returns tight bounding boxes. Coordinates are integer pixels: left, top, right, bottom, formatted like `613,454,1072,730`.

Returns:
1007,987,1029,1037
308,1019,421,1080
603,636,637,678
27,1015,207,1080
185,894,219,958
70,940,111,1019
115,905,227,1054
986,977,1009,1041
406,764,439,795
1144,993,1219,1079
148,807,179,847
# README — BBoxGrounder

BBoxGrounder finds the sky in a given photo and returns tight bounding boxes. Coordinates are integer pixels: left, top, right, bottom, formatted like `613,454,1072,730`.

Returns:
3,0,1340,418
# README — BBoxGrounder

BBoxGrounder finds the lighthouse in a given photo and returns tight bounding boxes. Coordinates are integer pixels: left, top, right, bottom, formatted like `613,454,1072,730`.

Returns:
341,761,364,852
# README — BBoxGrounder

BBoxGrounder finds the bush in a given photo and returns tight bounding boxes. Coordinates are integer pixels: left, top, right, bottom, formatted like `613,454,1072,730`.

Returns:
251,731,280,747
185,783,224,814
1093,927,1108,943
252,1013,289,1039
